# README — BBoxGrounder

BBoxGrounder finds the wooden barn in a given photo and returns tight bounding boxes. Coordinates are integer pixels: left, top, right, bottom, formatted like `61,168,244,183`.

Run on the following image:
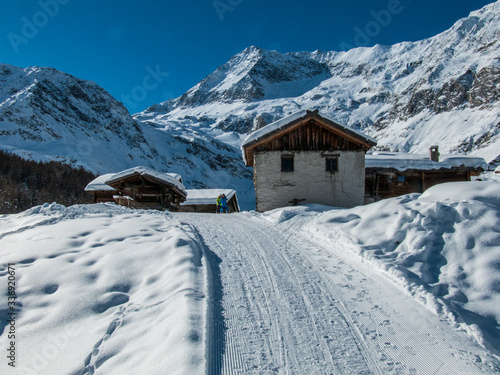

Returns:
242,109,377,211
365,148,488,203
84,173,117,203
85,166,187,211
180,189,240,213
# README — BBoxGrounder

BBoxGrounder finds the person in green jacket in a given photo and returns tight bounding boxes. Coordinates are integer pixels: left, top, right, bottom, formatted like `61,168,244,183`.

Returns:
216,194,222,213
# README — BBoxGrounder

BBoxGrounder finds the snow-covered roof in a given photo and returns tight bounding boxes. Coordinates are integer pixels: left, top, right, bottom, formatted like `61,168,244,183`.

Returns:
241,110,377,165
366,152,488,171
242,110,377,148
85,167,186,195
166,172,183,183
181,189,237,206
84,173,117,192
242,110,307,148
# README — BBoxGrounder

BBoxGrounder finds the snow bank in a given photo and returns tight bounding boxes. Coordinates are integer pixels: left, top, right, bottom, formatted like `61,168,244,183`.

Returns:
419,181,500,206
478,169,500,182
0,204,207,375
303,181,500,352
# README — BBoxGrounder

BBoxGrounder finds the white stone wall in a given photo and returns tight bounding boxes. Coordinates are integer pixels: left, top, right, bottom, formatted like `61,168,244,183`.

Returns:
253,150,366,212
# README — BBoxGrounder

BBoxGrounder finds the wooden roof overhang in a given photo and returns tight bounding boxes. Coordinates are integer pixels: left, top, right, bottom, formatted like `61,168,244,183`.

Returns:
106,172,187,200
243,111,377,166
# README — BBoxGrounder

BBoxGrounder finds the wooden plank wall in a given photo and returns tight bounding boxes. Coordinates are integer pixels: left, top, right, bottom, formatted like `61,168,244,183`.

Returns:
365,168,472,202
93,191,115,203
255,121,360,153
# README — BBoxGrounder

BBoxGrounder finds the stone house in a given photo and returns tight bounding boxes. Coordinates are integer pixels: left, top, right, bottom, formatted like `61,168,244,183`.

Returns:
241,110,377,211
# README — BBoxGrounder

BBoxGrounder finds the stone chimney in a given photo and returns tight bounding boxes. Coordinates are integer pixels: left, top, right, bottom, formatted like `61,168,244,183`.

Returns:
429,145,440,162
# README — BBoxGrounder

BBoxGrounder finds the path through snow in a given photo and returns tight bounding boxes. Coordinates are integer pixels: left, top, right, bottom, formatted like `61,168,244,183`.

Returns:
0,203,498,374
186,212,495,374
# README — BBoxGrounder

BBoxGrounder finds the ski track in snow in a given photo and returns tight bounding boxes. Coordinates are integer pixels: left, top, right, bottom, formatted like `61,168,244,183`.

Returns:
1,205,498,374
184,212,496,375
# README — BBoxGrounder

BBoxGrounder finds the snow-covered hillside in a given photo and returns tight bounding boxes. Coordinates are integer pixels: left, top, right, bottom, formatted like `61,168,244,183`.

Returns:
0,204,207,374
138,1,500,165
0,64,255,209
0,64,157,172
1,2,499,211
303,181,500,354
1,181,499,373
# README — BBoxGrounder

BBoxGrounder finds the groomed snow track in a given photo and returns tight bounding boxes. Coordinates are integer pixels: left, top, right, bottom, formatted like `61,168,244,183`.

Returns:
182,212,496,375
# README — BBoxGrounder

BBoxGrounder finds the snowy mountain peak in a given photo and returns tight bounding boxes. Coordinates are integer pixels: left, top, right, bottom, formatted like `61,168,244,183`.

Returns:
1,2,499,213
137,1,500,164
162,46,332,110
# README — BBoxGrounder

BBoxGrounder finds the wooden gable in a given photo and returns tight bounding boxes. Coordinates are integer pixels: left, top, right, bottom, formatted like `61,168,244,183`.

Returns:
108,173,176,195
243,110,376,166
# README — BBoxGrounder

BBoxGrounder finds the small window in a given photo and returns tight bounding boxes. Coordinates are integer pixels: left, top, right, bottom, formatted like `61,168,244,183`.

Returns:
281,156,294,172
398,175,405,183
326,157,338,172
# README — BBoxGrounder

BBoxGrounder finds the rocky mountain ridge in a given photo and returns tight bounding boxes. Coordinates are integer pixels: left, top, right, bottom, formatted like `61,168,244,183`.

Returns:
138,1,500,164
0,64,156,171
0,64,255,207
1,2,499,210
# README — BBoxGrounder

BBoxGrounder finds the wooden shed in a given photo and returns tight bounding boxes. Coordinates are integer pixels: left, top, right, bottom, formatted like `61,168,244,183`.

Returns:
84,173,117,203
85,167,187,211
365,149,488,203
180,189,240,213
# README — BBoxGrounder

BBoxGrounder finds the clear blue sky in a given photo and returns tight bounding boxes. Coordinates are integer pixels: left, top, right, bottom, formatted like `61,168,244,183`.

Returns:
1,0,494,113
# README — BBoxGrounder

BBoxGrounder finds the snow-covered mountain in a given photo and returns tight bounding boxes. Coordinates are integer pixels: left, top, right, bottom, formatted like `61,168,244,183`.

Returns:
0,64,157,172
1,2,499,210
137,1,500,165
0,64,254,207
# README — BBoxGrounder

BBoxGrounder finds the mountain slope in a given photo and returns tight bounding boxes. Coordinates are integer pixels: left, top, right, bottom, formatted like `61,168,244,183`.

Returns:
138,1,500,164
0,64,161,172
1,2,499,212
0,64,254,208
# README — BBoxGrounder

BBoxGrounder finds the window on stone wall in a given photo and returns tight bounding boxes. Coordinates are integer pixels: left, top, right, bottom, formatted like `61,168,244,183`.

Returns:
281,155,294,172
326,156,338,172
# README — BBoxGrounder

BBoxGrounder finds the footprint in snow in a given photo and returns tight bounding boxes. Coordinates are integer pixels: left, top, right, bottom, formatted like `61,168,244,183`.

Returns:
92,293,130,313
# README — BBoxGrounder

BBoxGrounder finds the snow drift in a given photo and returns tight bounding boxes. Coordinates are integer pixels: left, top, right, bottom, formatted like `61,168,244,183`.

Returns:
0,204,207,374
304,181,500,354
1,182,500,372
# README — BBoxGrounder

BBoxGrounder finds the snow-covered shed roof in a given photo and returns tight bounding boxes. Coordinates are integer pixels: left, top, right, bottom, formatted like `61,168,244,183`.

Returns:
181,189,237,206
366,152,489,171
84,173,117,192
85,167,186,195
241,109,377,165
106,166,186,195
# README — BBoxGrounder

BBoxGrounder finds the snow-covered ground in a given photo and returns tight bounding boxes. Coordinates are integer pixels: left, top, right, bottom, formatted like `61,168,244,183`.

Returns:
1,181,500,374
0,205,207,374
